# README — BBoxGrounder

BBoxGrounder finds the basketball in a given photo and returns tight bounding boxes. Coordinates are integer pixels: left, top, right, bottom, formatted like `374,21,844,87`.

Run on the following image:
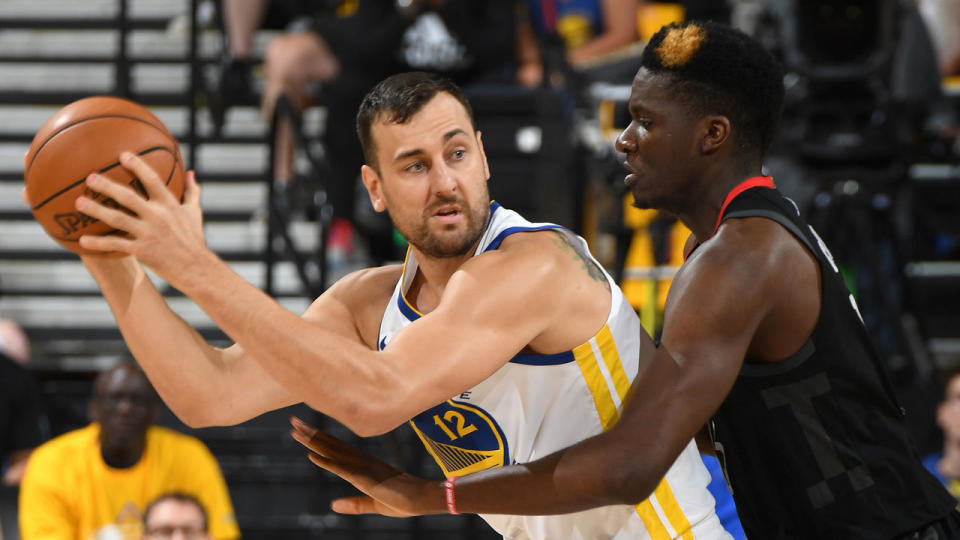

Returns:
23,96,185,255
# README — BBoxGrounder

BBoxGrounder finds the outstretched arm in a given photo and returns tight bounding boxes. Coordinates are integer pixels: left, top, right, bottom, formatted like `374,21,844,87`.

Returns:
167,243,573,436
81,250,372,427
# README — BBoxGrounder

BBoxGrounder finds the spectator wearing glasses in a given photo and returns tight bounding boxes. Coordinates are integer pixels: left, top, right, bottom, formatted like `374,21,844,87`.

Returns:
18,362,238,540
143,492,212,540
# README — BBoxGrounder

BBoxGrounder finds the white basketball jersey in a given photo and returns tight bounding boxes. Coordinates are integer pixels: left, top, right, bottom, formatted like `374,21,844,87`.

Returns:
379,203,729,540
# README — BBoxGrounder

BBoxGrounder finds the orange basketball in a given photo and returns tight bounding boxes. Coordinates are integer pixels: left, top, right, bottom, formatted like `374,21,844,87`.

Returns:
23,96,185,255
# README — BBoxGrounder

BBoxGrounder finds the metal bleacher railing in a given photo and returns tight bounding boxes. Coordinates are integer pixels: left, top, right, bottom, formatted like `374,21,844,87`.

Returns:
264,94,331,298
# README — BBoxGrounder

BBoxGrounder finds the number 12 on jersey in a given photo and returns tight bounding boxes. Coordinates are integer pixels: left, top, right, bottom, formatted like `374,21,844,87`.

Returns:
433,410,478,441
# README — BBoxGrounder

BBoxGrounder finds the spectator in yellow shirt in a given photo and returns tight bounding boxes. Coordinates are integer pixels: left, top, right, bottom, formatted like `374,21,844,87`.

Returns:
18,362,239,540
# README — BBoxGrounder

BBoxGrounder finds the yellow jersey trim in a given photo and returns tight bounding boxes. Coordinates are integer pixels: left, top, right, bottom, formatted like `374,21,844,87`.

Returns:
653,477,695,540
573,339,619,431
596,324,632,402
575,324,693,539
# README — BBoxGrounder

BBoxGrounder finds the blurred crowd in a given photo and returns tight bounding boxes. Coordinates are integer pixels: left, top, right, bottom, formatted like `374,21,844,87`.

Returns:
200,0,960,270
4,1,960,539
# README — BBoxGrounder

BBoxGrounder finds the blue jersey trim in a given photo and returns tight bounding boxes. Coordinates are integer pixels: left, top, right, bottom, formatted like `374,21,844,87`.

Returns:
509,350,576,365
397,293,421,321
483,225,563,252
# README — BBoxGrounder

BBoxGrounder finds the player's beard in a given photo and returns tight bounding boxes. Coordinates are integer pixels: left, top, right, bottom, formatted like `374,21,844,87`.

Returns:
392,193,489,259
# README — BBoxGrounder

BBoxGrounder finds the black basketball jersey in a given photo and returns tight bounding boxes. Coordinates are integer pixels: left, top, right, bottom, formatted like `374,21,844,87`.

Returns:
708,182,955,539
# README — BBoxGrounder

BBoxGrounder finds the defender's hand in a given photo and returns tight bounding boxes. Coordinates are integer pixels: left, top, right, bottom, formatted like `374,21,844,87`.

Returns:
75,152,208,287
289,417,445,517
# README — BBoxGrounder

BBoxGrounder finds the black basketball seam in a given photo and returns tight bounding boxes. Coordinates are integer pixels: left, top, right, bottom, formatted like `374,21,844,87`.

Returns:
24,112,175,177
31,146,176,211
52,229,128,243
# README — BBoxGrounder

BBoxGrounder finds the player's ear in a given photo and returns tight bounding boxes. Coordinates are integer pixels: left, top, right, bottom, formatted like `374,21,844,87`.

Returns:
361,164,387,213
476,130,490,180
700,116,731,155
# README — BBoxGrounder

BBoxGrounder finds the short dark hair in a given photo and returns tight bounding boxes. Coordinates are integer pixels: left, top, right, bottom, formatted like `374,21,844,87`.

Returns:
143,492,208,532
356,72,476,170
639,21,784,156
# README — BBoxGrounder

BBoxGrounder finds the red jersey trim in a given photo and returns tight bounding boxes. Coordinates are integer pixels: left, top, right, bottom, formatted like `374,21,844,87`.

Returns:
713,176,775,234
684,176,776,262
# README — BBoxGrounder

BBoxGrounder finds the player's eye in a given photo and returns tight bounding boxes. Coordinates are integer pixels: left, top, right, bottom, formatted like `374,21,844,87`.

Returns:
406,161,425,173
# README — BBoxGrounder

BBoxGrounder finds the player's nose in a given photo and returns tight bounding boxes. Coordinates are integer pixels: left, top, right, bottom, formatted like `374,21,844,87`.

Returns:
615,127,637,154
430,161,458,194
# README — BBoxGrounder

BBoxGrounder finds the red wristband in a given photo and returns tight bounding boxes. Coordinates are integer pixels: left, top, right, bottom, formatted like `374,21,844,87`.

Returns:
443,476,460,514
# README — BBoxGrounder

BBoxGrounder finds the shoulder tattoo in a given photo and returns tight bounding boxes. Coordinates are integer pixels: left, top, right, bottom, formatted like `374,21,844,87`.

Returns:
550,229,610,289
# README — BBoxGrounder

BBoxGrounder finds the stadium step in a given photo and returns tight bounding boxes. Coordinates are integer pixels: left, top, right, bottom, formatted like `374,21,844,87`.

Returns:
0,259,337,296
0,219,325,258
0,294,311,331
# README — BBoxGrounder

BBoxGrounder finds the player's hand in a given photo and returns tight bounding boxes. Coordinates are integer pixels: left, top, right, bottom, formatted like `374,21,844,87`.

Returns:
74,152,208,286
289,417,445,517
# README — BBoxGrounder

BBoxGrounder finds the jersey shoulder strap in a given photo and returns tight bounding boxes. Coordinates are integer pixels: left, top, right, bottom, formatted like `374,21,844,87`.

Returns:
720,187,818,256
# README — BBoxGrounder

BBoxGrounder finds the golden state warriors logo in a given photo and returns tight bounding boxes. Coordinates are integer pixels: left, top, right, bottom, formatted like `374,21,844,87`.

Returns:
410,399,508,477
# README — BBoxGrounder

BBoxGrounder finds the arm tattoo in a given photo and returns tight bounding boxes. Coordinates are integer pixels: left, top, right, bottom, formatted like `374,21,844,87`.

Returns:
550,229,610,290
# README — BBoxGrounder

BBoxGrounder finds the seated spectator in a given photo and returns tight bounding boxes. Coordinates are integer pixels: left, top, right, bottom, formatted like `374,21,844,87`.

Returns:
0,319,44,487
924,369,960,499
19,362,238,540
143,492,212,540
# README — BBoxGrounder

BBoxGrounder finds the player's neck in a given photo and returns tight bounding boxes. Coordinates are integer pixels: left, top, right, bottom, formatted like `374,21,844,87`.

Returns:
680,162,763,241
408,247,476,314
